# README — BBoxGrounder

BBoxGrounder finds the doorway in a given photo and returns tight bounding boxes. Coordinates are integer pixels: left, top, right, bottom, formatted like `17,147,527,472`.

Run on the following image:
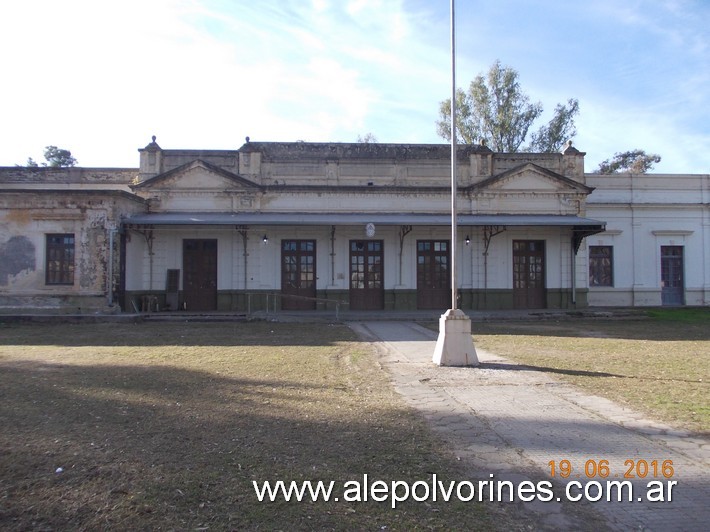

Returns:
513,240,546,309
416,240,450,309
281,240,317,310
661,246,684,305
349,240,384,310
183,239,218,311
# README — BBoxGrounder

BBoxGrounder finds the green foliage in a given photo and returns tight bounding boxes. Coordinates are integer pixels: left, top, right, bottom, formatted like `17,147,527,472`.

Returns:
595,149,661,174
23,146,77,167
437,60,578,152
356,132,378,143
42,145,77,167
646,308,710,322
527,99,579,152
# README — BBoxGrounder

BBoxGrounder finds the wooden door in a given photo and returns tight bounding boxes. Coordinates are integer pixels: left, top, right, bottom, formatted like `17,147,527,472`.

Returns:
281,240,317,310
417,240,450,309
349,240,384,310
661,246,684,306
513,240,546,309
183,239,218,311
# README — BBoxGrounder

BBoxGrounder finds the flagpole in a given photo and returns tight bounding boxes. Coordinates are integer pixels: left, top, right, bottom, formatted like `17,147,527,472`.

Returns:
432,0,478,366
450,0,458,310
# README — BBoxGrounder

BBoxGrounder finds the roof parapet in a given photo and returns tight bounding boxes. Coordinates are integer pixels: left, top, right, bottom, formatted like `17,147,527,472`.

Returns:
137,135,163,182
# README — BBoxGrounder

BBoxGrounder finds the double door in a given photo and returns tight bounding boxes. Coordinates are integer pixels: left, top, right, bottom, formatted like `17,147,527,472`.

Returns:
349,240,384,310
183,239,218,311
281,240,317,310
661,246,684,306
513,240,546,309
416,240,450,309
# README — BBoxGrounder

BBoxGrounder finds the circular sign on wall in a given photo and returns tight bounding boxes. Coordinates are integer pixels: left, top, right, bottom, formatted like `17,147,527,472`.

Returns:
365,223,376,237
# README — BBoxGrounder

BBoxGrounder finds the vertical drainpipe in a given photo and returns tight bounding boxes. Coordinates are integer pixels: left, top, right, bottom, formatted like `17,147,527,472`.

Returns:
242,233,248,291
237,227,249,290
107,227,119,307
571,235,577,307
330,225,336,286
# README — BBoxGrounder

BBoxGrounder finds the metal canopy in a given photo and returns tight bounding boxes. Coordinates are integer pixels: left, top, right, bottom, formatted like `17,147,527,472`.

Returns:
123,212,606,229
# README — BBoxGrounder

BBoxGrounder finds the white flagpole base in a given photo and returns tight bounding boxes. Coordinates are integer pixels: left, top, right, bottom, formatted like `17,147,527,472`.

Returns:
432,308,478,366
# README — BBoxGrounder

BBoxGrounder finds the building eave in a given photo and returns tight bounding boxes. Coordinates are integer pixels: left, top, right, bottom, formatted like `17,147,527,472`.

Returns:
121,212,606,229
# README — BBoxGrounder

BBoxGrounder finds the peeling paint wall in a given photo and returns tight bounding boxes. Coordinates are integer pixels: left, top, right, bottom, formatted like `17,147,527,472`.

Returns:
0,169,147,312
2,140,707,312
0,236,35,285
0,166,137,185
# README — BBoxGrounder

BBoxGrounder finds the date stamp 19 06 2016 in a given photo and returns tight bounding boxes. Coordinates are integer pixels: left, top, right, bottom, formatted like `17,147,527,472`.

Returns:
548,459,674,479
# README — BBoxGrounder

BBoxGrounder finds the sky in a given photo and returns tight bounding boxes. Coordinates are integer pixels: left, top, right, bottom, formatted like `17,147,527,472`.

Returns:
1,0,708,173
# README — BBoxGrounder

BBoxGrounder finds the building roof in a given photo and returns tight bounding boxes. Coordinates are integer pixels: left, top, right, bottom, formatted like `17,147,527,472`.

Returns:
122,212,605,229
237,141,493,160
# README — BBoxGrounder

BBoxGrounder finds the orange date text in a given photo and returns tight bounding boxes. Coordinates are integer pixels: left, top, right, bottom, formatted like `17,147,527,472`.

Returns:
547,459,674,479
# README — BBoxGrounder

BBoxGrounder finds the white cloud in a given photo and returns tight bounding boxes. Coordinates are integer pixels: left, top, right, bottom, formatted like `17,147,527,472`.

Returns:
577,96,710,174
311,0,329,12
0,0,707,173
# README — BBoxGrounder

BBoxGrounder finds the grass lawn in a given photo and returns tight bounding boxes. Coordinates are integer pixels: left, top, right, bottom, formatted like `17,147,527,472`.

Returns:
0,321,483,531
2,310,706,529
470,308,710,435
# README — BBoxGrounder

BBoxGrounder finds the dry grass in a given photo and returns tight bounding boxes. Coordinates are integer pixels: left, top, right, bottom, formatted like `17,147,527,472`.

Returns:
470,309,710,435
4,310,705,529
0,321,484,531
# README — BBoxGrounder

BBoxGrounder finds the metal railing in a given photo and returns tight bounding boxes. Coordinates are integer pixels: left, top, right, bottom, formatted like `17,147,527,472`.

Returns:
127,292,348,320
246,292,348,320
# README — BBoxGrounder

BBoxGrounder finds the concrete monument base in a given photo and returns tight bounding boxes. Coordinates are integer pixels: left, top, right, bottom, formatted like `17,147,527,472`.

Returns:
432,308,478,366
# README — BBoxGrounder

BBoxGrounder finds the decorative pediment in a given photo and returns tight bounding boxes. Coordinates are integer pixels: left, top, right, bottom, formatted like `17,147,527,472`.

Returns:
132,160,262,192
467,163,593,194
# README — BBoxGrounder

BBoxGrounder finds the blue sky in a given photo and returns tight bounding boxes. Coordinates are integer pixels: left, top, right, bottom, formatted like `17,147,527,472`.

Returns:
1,0,708,173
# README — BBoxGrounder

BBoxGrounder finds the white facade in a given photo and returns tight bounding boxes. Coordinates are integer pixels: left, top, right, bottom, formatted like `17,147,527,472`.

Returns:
0,139,707,313
585,174,710,307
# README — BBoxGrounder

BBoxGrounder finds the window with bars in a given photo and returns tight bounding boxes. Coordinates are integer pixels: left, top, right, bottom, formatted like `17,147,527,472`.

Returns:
589,245,613,287
46,234,75,285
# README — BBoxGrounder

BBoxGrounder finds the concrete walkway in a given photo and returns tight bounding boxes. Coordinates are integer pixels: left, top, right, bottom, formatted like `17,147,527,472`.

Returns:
349,321,710,531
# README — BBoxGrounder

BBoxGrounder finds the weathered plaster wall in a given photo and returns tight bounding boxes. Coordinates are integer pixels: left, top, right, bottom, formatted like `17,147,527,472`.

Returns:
0,236,35,285
141,141,585,189
5,140,706,312
0,167,137,187
586,173,710,306
0,186,146,312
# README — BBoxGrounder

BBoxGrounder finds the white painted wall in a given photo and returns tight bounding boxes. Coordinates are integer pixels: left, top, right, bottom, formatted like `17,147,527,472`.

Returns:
586,173,710,306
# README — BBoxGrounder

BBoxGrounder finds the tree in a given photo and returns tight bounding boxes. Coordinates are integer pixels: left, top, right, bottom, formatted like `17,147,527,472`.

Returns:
595,150,661,174
528,99,579,152
356,133,378,143
22,146,77,167
436,60,579,153
42,146,77,167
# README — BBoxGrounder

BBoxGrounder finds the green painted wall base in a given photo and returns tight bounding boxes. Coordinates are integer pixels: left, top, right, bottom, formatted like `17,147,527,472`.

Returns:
124,288,589,313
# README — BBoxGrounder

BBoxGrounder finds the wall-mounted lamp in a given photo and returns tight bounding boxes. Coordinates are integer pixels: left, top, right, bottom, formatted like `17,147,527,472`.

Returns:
262,234,268,244
465,235,470,246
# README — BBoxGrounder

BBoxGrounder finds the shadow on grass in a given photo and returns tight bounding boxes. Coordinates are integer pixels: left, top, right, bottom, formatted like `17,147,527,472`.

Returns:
393,313,710,343
477,361,709,384
0,321,353,347
0,359,625,531
3,355,529,531
470,309,710,342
